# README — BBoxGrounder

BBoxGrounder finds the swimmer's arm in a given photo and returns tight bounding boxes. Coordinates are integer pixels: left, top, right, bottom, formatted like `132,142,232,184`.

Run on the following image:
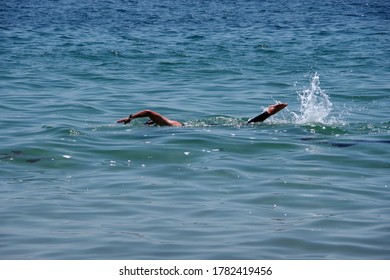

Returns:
117,110,167,124
247,111,270,123
247,103,287,124
117,110,182,126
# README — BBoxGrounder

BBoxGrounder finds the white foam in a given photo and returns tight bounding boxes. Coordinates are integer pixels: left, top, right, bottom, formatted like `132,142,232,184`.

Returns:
292,73,333,124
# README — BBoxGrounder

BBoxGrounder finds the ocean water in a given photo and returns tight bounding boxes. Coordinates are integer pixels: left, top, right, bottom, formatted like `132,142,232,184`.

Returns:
1,0,389,260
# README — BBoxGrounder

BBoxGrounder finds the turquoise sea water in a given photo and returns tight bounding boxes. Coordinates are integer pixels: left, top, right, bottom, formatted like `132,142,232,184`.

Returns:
1,0,389,259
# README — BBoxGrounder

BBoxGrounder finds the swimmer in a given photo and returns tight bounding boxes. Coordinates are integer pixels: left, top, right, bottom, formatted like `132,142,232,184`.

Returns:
116,102,288,127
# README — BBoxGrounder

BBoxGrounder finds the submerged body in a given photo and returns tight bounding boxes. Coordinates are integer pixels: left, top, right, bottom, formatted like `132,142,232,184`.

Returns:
117,103,288,126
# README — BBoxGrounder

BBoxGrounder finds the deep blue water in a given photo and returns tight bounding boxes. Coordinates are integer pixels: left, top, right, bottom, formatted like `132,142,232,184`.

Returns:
1,0,389,259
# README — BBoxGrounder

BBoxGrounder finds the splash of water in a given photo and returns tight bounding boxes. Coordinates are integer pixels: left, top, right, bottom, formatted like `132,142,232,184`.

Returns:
293,73,333,124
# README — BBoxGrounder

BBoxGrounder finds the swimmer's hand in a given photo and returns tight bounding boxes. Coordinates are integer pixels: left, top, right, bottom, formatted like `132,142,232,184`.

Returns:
116,115,132,124
267,103,288,115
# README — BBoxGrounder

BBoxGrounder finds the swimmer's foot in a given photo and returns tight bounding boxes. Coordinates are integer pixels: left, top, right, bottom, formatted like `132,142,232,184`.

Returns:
267,103,288,115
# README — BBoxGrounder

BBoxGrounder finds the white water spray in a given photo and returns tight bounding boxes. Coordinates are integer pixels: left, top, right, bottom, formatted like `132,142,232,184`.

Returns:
293,73,333,124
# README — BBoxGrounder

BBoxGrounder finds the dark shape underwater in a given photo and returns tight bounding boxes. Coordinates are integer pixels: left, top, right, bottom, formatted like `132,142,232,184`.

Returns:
0,150,51,163
299,138,390,147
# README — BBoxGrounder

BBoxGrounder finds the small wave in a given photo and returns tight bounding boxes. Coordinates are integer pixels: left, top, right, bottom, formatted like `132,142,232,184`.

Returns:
184,116,243,128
